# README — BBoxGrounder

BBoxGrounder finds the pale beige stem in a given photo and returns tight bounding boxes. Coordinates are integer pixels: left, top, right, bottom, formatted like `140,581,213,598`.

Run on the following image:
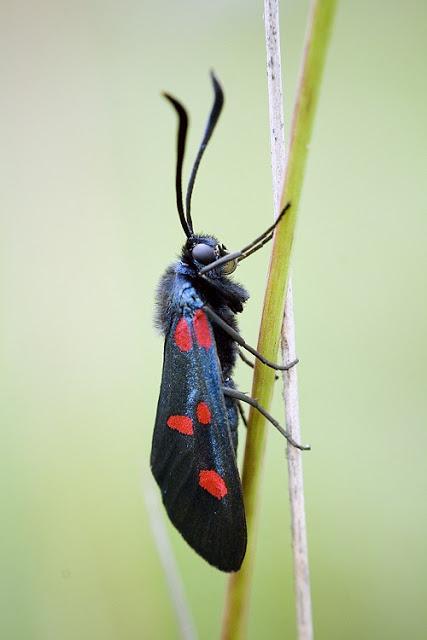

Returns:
144,482,197,640
282,281,313,640
221,1,336,638
265,1,314,638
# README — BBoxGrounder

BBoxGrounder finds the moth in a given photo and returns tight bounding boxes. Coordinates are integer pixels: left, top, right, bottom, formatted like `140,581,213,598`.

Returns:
151,73,308,572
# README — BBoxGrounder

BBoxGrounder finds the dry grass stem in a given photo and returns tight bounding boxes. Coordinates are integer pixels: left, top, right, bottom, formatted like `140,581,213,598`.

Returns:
221,1,337,638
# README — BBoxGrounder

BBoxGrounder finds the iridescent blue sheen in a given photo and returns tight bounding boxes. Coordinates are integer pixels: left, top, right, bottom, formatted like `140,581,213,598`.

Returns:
151,246,249,572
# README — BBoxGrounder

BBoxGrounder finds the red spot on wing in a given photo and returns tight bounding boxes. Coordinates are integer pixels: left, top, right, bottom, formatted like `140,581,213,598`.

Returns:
199,470,228,499
174,317,192,352
193,309,211,349
196,402,211,425
167,415,194,435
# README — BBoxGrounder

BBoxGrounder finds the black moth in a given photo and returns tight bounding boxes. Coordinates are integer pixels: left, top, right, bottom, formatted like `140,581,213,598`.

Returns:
151,73,309,573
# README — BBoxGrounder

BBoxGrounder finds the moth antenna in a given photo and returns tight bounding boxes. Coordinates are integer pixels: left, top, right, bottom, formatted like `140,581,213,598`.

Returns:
185,71,224,230
163,92,192,238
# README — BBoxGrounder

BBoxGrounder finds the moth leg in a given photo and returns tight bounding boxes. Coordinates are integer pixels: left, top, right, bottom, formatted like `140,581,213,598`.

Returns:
238,349,279,381
223,377,239,453
204,305,298,372
236,400,248,428
238,349,255,369
237,203,291,260
199,203,291,274
222,386,310,451
240,231,273,262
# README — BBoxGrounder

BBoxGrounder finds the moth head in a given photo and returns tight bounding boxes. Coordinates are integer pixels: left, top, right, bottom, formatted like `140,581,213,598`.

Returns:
183,236,238,276
164,74,238,277
191,242,217,266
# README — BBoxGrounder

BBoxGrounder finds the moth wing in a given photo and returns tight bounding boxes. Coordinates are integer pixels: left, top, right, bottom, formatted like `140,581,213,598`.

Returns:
151,307,247,572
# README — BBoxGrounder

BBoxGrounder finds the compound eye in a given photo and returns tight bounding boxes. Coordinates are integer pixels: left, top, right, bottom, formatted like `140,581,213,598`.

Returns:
192,243,216,265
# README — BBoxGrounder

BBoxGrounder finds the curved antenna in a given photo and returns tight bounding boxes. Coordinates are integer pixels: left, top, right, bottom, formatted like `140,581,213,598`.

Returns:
185,71,224,230
163,92,193,237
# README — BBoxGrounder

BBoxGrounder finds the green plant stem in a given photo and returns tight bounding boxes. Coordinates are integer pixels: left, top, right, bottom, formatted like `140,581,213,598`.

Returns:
221,1,337,638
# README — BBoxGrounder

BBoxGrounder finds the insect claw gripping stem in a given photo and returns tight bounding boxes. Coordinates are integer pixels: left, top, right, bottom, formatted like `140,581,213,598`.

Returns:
204,305,299,372
238,349,279,380
222,387,310,451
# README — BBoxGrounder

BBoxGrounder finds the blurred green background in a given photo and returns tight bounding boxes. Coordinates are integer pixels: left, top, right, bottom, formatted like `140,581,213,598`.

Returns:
1,1,426,638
